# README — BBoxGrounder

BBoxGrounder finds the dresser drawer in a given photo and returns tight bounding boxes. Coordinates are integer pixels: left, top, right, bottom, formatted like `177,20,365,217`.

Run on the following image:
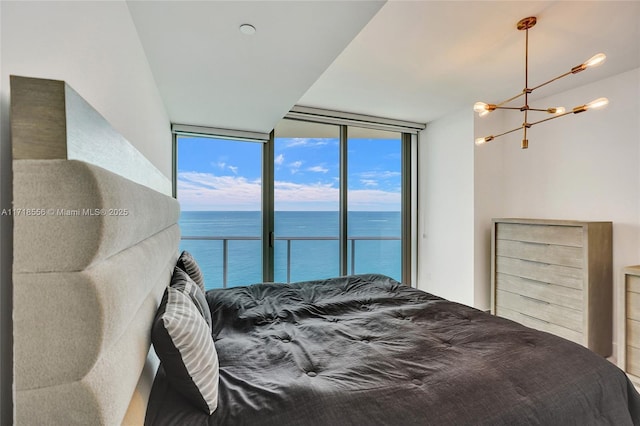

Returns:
497,305,583,345
496,289,583,332
495,239,583,268
627,291,640,322
495,273,582,311
496,223,583,247
496,256,583,290
628,275,640,294
628,346,640,377
627,318,640,349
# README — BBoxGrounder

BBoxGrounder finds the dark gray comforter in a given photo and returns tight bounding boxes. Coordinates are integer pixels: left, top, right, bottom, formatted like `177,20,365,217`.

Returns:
146,274,640,425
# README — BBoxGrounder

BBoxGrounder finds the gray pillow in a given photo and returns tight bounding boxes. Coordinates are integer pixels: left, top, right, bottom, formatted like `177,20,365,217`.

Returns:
176,251,206,293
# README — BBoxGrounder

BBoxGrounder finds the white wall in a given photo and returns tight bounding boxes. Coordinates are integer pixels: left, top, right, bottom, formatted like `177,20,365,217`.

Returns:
417,108,475,306
421,67,640,361
473,107,505,310
0,1,172,175
0,2,171,422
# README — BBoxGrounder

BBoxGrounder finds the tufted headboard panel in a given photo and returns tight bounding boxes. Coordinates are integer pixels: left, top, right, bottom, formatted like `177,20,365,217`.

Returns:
11,76,179,425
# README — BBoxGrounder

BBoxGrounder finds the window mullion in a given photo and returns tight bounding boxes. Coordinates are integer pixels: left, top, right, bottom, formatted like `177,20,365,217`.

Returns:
401,133,412,285
262,131,275,282
339,125,348,276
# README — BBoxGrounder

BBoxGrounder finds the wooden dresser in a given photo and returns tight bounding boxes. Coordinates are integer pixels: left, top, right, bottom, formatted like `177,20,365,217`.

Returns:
621,266,640,385
491,218,612,357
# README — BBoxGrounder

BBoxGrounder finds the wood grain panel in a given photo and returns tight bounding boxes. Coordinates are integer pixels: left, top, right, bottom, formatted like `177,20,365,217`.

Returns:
496,239,583,268
628,346,640,377
496,290,583,332
627,291,640,322
627,318,640,349
497,223,583,247
496,273,582,311
496,256,583,290
497,305,583,345
11,76,67,159
628,275,640,294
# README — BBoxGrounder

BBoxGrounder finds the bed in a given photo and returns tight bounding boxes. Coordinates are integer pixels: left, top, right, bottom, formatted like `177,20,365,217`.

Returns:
11,75,640,425
145,273,640,426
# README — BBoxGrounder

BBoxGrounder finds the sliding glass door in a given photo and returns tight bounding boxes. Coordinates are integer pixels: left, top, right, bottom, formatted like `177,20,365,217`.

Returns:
273,121,341,282
347,128,402,280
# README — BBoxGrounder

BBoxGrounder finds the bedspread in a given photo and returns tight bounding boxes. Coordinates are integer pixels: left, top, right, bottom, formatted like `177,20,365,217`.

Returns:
146,274,640,425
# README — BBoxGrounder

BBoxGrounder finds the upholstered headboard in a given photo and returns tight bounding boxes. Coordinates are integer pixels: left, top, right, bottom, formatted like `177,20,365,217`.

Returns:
11,76,180,425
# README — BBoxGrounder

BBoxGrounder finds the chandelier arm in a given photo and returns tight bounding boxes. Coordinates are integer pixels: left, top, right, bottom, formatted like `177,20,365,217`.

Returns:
527,110,573,127
495,106,524,111
529,70,573,92
492,125,525,140
495,91,525,107
528,108,561,112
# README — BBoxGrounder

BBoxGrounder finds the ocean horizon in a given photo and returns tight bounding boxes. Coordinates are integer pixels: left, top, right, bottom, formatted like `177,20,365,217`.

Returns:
179,210,401,289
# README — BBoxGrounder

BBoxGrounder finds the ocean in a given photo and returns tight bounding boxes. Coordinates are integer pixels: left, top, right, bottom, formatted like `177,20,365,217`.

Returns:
179,211,401,290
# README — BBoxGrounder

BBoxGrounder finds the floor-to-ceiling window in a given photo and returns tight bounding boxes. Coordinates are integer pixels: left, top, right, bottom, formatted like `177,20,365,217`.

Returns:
273,120,341,282
176,135,263,289
175,112,420,289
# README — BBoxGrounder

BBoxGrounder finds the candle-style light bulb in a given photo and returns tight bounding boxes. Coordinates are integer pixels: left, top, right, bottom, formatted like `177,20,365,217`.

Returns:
572,53,607,74
475,136,494,145
474,102,488,113
584,53,606,68
547,106,566,114
586,97,609,110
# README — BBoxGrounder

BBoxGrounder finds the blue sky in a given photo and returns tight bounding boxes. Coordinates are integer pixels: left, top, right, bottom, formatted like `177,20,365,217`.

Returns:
177,135,401,211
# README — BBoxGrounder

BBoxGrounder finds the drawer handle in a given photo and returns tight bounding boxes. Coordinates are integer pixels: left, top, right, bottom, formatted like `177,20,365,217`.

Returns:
519,295,550,305
520,312,550,324
523,241,551,247
523,277,550,286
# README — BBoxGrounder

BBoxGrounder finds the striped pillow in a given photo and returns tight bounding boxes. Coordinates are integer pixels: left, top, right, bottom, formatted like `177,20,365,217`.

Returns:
176,251,206,293
152,286,219,414
170,267,212,329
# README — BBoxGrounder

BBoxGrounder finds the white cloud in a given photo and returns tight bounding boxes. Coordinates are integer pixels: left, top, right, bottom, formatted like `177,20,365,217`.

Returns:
361,179,378,187
284,138,329,148
178,171,400,211
358,171,401,179
211,160,239,175
178,172,262,210
274,154,284,166
348,189,401,211
289,160,303,174
307,165,329,173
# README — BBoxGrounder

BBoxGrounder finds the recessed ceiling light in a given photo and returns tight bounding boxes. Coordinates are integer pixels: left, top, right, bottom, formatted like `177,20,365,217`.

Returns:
239,24,256,35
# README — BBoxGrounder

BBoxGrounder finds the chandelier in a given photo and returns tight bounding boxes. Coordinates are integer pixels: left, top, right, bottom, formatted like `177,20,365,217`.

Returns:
474,16,608,149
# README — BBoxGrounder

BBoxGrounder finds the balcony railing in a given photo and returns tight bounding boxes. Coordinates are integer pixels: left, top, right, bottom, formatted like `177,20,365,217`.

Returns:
181,235,401,287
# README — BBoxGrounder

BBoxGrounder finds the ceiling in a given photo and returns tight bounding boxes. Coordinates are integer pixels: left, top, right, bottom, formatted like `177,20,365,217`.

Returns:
127,1,640,133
